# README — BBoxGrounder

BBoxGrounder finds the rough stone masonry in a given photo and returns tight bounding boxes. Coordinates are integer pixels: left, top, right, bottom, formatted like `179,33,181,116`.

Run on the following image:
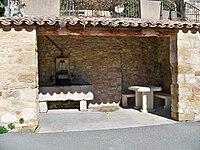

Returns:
37,35,171,105
175,30,200,121
0,26,39,132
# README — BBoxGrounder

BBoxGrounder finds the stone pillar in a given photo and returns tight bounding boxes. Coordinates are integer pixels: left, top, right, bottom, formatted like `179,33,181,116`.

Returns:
170,34,179,120
0,26,39,132
176,30,200,121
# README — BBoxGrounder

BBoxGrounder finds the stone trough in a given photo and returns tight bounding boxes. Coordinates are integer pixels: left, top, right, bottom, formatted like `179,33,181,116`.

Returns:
39,85,94,112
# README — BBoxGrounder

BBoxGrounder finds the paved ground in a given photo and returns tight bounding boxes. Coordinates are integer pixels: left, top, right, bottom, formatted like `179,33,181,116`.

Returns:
39,108,176,133
1,122,200,150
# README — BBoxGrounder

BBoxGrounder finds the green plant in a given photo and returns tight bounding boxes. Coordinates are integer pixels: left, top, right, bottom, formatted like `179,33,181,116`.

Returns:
0,1,5,17
0,118,25,134
19,118,24,124
7,123,15,130
0,126,8,134
0,1,4,9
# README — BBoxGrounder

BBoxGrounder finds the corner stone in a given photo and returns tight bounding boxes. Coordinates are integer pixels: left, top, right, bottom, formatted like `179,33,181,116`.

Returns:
179,113,195,121
1,113,18,123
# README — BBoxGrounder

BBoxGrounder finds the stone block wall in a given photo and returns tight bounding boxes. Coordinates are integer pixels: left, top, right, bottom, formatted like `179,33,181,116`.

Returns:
0,27,39,131
176,30,200,121
121,37,163,94
158,38,171,93
38,35,171,104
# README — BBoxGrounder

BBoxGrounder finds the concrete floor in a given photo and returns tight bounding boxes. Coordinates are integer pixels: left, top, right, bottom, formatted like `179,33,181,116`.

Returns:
38,108,176,133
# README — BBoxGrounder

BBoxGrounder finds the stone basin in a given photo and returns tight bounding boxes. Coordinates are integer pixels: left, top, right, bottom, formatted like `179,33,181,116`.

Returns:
38,85,94,112
39,85,93,95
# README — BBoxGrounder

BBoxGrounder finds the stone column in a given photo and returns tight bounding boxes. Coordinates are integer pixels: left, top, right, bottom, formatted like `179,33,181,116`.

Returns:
170,33,179,120
176,30,200,121
0,26,39,132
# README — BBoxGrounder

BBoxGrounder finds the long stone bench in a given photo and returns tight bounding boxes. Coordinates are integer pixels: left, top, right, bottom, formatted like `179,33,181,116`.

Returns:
39,85,94,112
121,94,135,107
154,92,171,109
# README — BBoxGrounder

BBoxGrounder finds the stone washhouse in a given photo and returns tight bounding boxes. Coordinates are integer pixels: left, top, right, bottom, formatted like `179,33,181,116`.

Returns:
0,17,200,132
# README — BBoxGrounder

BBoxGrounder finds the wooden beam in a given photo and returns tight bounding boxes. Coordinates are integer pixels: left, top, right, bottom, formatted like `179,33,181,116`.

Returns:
36,25,176,37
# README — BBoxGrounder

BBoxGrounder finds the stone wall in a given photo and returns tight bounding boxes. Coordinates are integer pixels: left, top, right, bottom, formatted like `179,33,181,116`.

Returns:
121,37,164,94
0,26,39,132
170,34,179,120
158,38,171,93
38,35,171,104
176,30,200,121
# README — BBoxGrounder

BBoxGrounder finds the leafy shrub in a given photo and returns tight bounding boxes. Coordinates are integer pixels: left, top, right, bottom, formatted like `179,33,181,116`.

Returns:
0,1,4,9
0,1,5,17
19,118,24,124
7,123,15,130
0,126,8,134
0,118,24,134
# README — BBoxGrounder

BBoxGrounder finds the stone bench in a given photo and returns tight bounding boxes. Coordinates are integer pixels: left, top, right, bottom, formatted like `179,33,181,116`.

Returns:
154,92,171,109
121,94,135,107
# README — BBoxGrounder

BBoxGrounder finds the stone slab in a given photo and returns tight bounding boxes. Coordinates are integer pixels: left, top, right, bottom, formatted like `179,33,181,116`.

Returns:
38,109,176,133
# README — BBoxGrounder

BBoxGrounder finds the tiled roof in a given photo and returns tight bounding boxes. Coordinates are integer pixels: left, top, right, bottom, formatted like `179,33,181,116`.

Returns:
0,16,199,29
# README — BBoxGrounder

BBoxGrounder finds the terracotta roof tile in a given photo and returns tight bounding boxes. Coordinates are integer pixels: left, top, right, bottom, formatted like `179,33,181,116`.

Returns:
0,16,199,29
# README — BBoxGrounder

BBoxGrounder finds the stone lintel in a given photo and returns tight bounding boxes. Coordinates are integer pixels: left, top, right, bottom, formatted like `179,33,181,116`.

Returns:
36,26,175,37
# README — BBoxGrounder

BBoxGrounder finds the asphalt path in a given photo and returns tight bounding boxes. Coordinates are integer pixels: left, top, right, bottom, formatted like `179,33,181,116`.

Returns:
0,122,200,150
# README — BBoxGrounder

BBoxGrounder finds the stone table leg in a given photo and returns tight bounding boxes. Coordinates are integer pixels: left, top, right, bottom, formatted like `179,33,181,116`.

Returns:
134,92,142,109
141,92,148,113
146,90,155,112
